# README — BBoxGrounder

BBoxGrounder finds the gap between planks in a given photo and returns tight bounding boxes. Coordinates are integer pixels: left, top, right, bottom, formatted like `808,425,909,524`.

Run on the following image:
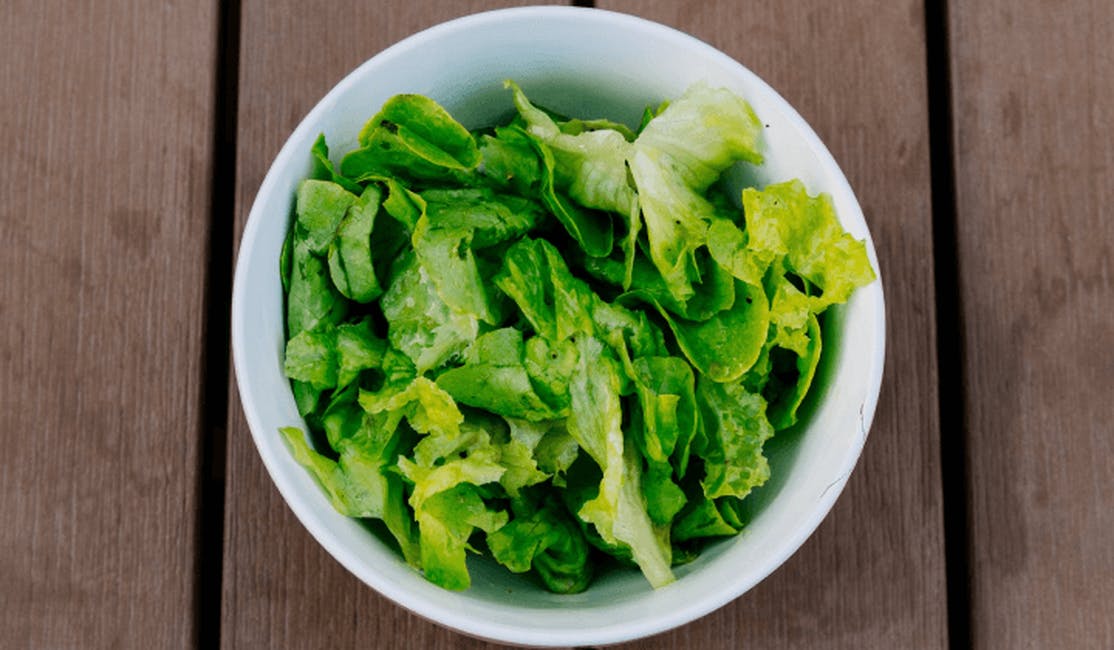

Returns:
195,0,242,647
923,0,972,648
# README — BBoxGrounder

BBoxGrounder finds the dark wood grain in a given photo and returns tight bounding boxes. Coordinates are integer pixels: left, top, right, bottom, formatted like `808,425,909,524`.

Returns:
948,2,1114,648
595,2,950,647
0,1,218,647
221,2,568,649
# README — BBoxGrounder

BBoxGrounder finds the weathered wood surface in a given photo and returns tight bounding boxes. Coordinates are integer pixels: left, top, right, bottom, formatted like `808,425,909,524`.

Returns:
0,0,219,647
948,1,1114,647
11,0,1109,647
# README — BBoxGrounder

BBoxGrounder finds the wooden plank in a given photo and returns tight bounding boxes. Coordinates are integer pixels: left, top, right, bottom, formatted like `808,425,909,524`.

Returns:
0,1,219,647
593,2,950,647
222,3,568,649
948,2,1114,647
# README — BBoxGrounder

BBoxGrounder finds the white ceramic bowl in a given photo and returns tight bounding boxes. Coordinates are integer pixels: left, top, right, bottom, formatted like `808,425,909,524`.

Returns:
233,6,885,646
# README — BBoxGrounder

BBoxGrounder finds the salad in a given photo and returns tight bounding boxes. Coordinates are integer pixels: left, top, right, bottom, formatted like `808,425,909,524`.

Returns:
278,80,875,593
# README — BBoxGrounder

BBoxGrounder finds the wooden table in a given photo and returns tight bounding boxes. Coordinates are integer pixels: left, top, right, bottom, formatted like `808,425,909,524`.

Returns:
3,1,1111,648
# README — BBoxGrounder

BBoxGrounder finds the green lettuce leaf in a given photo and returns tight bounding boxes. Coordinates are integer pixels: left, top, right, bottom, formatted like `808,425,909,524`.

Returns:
487,498,592,593
420,188,540,248
630,356,698,472
335,318,387,388
296,179,359,255
672,493,740,543
280,425,419,565
283,325,337,391
328,184,383,303
310,133,363,194
494,237,595,342
286,235,347,339
634,82,763,189
625,83,763,303
743,180,875,311
342,94,480,184
412,215,497,324
380,250,479,373
696,378,774,500
765,313,823,430
566,336,674,588
410,484,507,591
436,329,561,421
476,126,543,195
625,280,768,383
507,80,637,217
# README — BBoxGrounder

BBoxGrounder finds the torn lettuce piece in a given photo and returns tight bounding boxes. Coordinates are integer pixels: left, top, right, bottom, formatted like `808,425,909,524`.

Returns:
672,493,740,543
494,237,596,342
335,318,386,388
630,356,698,475
624,280,768,383
420,188,540,248
507,80,637,217
342,94,480,184
523,335,578,413
696,377,774,501
476,125,543,195
742,180,875,311
412,214,497,325
394,414,509,591
328,184,384,303
590,247,736,321
706,217,766,287
566,335,674,588
296,179,359,254
625,83,762,303
640,459,686,527
527,133,615,258
765,265,814,357
279,425,419,566
436,329,561,421
626,146,711,304
358,375,464,444
634,82,763,190
410,484,508,591
283,325,337,391
380,250,479,373
310,133,363,194
286,234,347,339
764,313,823,430
487,497,593,593
505,418,579,486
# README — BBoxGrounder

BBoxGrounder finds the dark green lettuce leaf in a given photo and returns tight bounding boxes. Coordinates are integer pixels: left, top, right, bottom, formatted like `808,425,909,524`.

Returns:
286,234,347,339
436,329,561,421
295,179,359,254
380,250,479,373
764,313,823,430
328,185,383,303
624,280,768,383
310,133,363,194
342,94,480,184
476,126,543,195
487,497,592,593
420,188,540,248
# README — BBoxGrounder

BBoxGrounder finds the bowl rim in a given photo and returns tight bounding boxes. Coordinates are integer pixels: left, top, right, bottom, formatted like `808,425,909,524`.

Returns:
232,5,887,646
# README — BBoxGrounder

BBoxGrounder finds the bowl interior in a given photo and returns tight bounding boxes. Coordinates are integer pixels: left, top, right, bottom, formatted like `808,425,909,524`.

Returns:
232,7,884,647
